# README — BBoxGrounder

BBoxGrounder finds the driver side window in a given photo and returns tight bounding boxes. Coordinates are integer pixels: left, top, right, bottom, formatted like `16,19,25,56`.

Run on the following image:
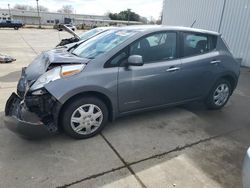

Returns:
130,32,177,63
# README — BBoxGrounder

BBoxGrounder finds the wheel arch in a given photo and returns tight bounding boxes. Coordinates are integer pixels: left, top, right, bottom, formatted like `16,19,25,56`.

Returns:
57,91,116,129
220,73,238,91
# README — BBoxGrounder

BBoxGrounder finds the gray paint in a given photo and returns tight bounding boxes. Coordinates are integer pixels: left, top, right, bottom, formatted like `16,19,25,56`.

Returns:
163,0,250,67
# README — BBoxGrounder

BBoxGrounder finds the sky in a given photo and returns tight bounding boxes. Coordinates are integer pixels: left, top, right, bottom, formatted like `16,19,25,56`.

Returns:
0,0,163,20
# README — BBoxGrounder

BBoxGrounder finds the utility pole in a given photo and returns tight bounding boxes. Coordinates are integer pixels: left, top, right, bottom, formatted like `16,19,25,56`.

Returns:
36,0,41,28
8,4,11,18
127,8,131,25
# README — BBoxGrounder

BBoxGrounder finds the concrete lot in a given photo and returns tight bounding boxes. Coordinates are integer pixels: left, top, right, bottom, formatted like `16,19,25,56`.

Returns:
0,28,250,188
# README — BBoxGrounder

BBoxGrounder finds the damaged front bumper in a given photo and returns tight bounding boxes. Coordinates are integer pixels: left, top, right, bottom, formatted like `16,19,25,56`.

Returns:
4,76,61,138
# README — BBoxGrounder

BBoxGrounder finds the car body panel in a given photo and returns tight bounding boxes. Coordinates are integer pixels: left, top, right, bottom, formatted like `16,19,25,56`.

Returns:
180,51,221,99
118,59,183,112
243,148,250,188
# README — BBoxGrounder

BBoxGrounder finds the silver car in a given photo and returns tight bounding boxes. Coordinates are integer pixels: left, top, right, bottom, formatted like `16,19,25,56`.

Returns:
243,148,250,188
4,25,240,139
57,26,112,47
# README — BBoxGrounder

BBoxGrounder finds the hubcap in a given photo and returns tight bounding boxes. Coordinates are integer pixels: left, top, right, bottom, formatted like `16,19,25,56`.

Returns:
70,104,103,135
213,83,230,106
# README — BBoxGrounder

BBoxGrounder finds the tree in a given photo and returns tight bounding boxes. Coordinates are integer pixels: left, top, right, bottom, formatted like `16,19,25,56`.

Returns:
139,16,148,24
108,9,141,22
57,5,74,14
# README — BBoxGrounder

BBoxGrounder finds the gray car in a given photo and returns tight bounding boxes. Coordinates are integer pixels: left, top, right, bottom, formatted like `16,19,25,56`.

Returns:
243,148,250,188
4,25,240,139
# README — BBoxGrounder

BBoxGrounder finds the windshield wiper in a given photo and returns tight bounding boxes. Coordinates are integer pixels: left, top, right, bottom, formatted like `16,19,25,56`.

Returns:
67,40,85,52
71,52,79,57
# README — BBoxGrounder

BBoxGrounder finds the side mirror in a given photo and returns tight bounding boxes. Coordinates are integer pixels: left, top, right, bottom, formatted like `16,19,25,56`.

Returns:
127,55,144,66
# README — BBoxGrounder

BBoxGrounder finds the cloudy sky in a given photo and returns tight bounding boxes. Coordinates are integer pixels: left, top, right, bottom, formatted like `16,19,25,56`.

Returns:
0,0,163,20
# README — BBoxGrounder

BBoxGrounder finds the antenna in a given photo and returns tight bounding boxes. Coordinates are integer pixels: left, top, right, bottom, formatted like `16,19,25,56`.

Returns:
190,20,196,28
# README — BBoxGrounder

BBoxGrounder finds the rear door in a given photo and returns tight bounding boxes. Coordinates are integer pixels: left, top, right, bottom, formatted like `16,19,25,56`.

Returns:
117,31,183,112
179,32,220,99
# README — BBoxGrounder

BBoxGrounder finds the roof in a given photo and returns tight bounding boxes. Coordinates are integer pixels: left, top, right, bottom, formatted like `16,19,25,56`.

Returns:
76,18,142,24
116,25,220,36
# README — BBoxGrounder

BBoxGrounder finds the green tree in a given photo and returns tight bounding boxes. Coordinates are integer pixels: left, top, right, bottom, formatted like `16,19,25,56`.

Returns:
108,9,141,22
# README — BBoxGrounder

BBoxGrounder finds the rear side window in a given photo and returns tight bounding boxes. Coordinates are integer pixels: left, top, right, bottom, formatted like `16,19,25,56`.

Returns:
182,32,217,57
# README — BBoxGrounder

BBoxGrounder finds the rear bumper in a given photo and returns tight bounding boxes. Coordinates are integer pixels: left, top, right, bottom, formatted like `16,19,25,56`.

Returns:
4,92,57,139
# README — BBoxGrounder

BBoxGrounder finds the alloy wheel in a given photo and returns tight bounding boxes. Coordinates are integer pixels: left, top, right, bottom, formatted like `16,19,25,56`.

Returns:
213,83,230,106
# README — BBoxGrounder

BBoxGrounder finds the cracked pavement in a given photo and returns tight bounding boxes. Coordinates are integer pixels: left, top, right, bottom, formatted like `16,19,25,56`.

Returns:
0,29,250,188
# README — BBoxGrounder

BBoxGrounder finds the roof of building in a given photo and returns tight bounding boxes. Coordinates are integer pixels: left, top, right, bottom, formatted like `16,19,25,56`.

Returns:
0,9,109,19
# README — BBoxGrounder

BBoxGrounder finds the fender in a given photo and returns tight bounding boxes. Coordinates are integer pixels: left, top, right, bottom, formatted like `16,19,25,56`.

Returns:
45,84,118,120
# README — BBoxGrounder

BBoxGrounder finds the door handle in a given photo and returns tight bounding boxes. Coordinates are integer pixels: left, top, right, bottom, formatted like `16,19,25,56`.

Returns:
210,60,221,64
166,67,180,72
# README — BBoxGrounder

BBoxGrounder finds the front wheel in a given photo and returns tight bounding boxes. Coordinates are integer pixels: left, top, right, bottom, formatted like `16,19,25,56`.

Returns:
61,97,108,139
206,79,232,110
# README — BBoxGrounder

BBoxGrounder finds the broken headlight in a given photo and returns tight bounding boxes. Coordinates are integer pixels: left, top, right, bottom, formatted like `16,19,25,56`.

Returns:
30,64,85,91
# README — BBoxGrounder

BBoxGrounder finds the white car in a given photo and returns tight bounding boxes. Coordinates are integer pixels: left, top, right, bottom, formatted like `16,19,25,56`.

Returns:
57,26,113,47
64,24,76,31
58,24,76,31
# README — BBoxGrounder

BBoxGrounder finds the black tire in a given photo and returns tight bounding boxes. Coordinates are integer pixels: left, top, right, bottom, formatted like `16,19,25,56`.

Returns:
14,27,18,30
61,96,108,139
206,79,232,110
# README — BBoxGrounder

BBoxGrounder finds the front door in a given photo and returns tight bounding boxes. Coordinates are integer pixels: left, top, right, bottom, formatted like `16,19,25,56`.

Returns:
118,31,182,112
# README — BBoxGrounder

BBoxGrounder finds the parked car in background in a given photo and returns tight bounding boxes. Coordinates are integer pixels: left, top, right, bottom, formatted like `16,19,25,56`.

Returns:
57,26,112,47
243,148,250,188
0,20,24,30
58,24,76,31
4,25,240,139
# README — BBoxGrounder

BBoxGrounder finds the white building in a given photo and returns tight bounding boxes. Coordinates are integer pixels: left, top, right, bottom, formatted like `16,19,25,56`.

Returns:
0,9,141,27
162,0,250,67
0,9,109,25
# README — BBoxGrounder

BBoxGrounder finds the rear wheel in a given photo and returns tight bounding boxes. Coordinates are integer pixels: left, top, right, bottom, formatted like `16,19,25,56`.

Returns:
206,79,232,110
62,97,108,139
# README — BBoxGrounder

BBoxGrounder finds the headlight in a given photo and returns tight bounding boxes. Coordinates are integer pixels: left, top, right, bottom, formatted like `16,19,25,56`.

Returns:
30,64,85,91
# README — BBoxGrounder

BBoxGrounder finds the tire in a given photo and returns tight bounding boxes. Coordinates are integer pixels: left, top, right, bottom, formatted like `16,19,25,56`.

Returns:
206,79,232,110
14,27,18,30
61,97,108,139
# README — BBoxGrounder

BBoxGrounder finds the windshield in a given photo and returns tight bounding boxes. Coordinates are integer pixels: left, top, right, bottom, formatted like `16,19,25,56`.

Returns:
73,29,138,59
79,28,106,41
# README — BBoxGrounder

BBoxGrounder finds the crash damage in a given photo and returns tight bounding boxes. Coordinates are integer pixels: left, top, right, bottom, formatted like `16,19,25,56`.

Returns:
4,48,89,137
5,69,60,137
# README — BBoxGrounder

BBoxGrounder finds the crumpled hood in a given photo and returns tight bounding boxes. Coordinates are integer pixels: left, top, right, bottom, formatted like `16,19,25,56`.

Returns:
25,48,90,81
46,48,88,64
